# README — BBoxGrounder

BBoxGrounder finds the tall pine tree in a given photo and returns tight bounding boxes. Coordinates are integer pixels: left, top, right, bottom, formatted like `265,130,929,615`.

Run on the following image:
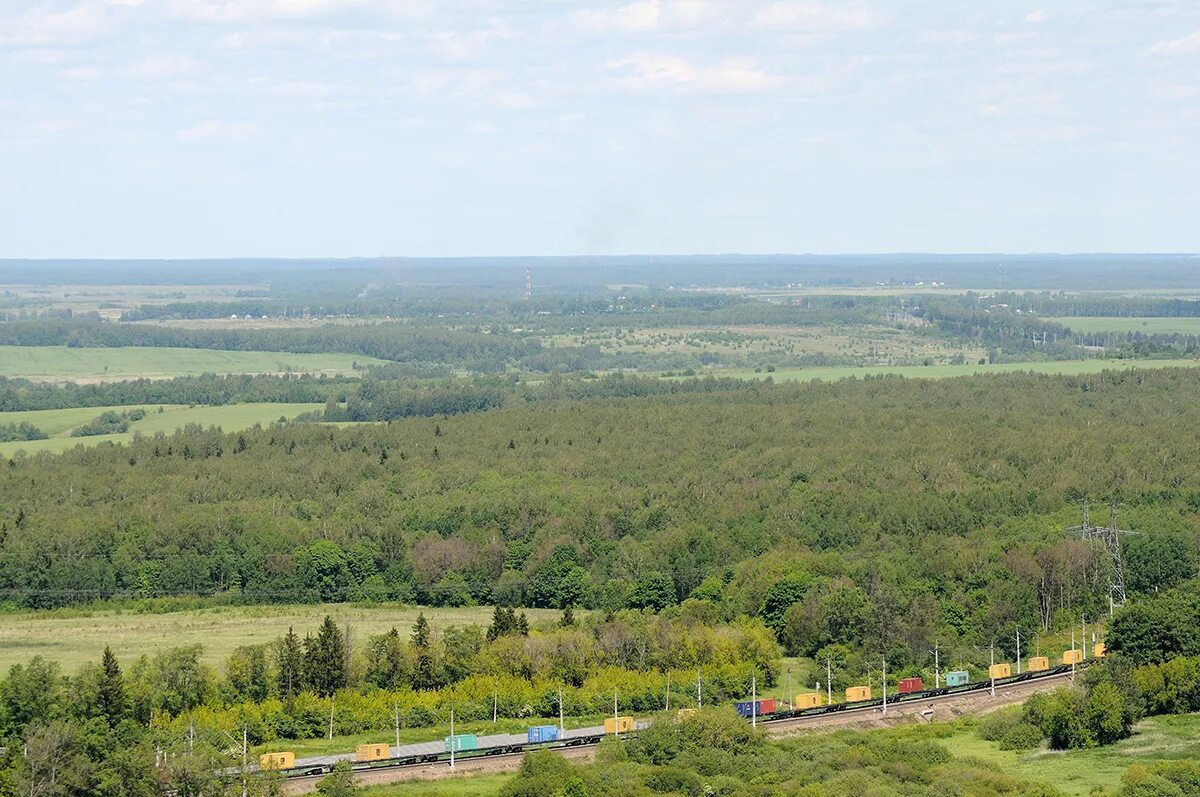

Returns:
277,627,303,701
98,646,126,728
303,617,347,697
411,613,436,690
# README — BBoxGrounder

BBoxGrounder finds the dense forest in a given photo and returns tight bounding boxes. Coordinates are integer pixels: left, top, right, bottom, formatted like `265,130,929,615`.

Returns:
2,369,1198,674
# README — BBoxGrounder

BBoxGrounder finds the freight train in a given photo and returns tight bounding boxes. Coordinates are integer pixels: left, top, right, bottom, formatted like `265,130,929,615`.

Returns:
263,652,1098,780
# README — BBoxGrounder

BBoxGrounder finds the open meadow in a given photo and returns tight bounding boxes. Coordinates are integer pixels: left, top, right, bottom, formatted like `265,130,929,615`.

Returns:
0,604,570,673
0,345,386,382
0,402,324,455
1051,316,1200,334
943,713,1200,797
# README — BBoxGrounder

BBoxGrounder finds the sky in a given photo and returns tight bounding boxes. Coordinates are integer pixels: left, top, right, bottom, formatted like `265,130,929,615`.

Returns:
1,0,1198,259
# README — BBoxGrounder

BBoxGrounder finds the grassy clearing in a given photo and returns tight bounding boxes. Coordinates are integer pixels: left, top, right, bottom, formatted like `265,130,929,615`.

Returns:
0,604,569,673
944,713,1200,797
0,402,324,456
363,774,510,797
686,357,1200,382
1052,316,1200,334
0,345,386,382
545,323,984,369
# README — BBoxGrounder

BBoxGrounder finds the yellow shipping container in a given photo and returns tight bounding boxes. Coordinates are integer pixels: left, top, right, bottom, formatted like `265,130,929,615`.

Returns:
1027,656,1050,672
259,752,295,771
988,663,1012,679
604,716,636,734
355,743,390,762
1094,643,1107,658
844,686,872,702
794,692,821,709
676,708,697,721
1062,649,1083,665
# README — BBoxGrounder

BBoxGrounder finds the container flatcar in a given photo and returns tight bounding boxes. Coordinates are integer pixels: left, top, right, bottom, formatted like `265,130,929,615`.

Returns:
897,677,923,694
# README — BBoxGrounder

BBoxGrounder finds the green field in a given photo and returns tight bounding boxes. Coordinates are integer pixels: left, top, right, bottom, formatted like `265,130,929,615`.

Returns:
692,357,1200,382
0,604,570,673
0,345,386,382
365,775,510,797
944,713,1200,797
0,402,323,456
1052,316,1200,334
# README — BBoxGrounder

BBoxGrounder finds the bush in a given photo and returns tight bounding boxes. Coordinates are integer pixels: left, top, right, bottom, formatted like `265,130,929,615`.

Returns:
980,708,1045,751
1122,764,1185,797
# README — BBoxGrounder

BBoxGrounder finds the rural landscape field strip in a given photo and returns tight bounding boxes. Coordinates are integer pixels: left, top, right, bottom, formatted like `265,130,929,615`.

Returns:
0,604,569,672
0,402,324,455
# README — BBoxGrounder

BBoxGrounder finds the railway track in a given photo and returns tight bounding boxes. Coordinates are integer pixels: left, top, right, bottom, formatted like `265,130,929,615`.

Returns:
279,666,1081,794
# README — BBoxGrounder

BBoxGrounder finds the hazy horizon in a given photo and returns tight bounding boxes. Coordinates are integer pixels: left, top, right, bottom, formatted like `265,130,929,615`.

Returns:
3,1,1198,258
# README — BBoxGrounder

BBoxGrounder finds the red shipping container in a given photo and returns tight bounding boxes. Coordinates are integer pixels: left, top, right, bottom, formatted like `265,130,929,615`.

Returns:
897,677,923,694
757,699,777,714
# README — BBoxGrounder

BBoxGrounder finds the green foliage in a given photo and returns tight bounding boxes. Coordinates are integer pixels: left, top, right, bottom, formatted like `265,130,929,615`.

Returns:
1131,655,1200,715
500,749,574,797
1108,582,1200,665
69,410,130,437
316,760,359,796
304,617,347,697
977,707,1044,751
0,421,47,441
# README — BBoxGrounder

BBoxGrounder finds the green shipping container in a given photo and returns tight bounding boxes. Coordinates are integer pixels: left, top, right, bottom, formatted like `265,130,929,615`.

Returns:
444,734,478,753
946,670,970,687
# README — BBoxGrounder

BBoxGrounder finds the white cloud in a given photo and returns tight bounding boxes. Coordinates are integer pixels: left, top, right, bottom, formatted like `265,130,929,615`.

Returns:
167,0,412,23
573,0,719,34
751,2,879,32
125,54,200,79
177,120,260,141
1150,30,1200,55
1024,10,1047,24
609,54,783,94
0,4,117,46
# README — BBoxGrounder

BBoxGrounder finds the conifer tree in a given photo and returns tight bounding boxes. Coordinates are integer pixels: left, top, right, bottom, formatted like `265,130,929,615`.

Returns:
277,627,303,700
98,646,127,727
411,613,435,690
304,617,346,697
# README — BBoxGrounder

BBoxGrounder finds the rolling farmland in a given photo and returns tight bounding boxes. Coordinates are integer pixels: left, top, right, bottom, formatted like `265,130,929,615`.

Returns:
0,402,324,455
1051,316,1200,334
0,604,570,673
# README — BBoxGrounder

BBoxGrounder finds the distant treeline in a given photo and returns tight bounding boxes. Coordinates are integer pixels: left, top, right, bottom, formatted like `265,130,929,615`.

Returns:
319,374,765,422
0,373,352,412
992,291,1200,318
0,318,538,369
915,295,1200,361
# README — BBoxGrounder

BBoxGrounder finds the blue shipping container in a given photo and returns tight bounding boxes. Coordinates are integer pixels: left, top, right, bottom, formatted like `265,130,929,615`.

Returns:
734,701,755,719
527,725,559,744
946,671,970,687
